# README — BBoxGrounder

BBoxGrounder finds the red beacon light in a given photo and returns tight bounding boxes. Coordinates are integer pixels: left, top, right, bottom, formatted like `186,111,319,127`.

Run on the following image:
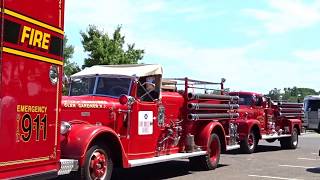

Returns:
119,95,135,105
119,94,129,105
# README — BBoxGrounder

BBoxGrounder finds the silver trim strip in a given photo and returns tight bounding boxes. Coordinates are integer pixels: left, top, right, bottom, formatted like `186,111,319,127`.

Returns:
262,134,291,140
129,151,207,167
226,144,240,151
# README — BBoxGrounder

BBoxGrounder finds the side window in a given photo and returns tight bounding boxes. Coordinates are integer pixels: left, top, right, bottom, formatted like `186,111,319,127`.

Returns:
69,77,95,96
137,75,160,102
255,96,263,106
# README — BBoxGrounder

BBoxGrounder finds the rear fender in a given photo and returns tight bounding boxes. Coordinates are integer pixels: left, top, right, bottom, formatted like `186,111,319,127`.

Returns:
195,122,227,152
60,123,129,167
286,119,302,135
237,119,261,140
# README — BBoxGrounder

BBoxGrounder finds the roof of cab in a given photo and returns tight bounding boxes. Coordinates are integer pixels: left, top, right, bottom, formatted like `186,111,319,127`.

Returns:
71,64,163,78
229,91,263,96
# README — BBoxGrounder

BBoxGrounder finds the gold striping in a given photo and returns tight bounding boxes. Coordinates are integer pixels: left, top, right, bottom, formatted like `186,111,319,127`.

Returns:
1,8,64,35
0,156,50,167
3,47,63,66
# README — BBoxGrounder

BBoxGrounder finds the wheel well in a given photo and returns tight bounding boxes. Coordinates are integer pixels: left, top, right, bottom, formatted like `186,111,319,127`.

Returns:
212,126,226,152
251,125,261,139
89,133,123,168
294,124,300,135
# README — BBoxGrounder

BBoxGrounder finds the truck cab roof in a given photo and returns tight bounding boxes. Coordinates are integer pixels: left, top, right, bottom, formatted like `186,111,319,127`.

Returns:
71,64,163,78
229,91,263,97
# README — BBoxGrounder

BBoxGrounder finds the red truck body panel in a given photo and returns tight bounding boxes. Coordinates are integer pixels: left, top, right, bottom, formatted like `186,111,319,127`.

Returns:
0,0,64,178
60,92,186,163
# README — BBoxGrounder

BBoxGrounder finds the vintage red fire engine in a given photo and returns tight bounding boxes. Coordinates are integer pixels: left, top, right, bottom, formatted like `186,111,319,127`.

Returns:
60,64,241,179
229,91,304,154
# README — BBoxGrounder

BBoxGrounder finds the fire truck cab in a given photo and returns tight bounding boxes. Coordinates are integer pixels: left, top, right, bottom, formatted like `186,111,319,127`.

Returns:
60,64,240,180
229,91,303,154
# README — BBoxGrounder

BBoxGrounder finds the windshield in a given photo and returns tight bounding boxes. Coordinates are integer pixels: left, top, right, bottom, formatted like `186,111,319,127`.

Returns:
239,94,254,106
70,77,96,96
69,76,131,97
304,100,320,111
95,77,131,97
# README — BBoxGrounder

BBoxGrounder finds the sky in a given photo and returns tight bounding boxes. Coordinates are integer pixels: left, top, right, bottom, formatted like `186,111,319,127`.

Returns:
64,0,320,94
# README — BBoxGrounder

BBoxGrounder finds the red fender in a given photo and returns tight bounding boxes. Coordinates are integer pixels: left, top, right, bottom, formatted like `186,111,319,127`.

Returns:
237,119,261,140
195,121,227,151
60,123,129,167
286,118,302,134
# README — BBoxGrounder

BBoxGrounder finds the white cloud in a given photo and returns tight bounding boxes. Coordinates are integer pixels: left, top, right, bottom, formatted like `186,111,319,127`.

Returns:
65,0,138,29
64,1,320,93
243,0,320,33
293,49,320,62
65,0,222,64
142,1,165,13
141,38,320,93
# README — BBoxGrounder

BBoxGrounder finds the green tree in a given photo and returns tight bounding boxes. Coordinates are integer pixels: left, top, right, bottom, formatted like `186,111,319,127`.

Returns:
80,25,144,68
267,87,319,102
63,35,80,76
267,88,281,100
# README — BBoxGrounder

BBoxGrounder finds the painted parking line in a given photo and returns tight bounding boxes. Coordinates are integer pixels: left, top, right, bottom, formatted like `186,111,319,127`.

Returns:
297,157,318,161
279,164,317,169
301,133,320,138
248,174,303,180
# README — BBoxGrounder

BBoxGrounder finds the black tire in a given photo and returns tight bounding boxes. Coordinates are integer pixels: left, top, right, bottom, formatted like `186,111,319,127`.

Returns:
189,134,221,170
240,131,258,154
280,128,298,149
316,123,320,133
80,144,113,180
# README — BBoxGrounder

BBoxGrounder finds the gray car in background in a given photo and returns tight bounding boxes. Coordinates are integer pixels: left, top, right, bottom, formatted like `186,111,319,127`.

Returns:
303,95,320,132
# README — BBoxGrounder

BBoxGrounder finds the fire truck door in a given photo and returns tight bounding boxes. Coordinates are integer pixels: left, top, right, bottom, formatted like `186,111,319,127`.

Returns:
254,96,265,130
128,100,160,159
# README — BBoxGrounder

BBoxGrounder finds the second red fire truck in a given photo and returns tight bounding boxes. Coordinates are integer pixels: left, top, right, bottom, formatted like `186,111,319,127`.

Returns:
229,91,303,154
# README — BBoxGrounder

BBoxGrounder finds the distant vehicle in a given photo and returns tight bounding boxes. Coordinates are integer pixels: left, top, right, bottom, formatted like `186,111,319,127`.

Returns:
229,92,303,153
303,95,320,132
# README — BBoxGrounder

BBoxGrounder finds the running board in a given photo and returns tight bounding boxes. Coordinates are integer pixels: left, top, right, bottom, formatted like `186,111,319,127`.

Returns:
262,134,291,140
226,144,240,151
58,159,79,175
129,151,207,167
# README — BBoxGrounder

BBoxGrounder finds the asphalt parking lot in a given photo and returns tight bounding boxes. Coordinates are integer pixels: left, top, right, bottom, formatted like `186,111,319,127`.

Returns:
113,131,320,180
57,131,320,180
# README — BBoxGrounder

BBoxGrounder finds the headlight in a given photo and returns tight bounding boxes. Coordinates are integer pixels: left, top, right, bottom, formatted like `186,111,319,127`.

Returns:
61,121,71,135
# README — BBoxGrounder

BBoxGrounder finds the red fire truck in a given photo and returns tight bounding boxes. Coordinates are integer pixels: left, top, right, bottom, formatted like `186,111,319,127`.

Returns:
0,0,78,179
60,64,240,179
229,91,304,154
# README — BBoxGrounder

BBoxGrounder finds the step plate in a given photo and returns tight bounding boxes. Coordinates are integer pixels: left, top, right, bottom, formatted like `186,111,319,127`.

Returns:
58,159,79,175
226,144,240,151
262,134,291,140
129,151,207,167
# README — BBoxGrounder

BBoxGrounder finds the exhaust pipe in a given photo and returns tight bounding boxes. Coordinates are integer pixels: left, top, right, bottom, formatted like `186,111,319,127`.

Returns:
188,113,239,120
188,103,239,110
279,112,304,117
188,93,239,101
278,102,303,108
279,108,304,112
